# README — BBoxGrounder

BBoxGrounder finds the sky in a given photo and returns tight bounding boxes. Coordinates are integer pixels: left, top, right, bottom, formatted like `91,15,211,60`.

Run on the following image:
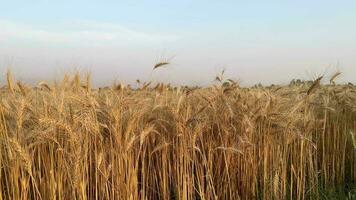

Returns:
0,0,356,86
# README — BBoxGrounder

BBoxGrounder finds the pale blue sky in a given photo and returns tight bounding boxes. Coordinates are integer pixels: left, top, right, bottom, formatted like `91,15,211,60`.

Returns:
1,0,356,85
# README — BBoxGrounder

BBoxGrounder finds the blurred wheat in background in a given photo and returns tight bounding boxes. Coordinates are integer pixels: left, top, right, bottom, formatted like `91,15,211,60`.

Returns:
0,72,355,200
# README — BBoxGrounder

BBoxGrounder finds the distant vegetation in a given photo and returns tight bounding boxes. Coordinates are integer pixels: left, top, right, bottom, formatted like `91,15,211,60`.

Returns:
0,71,355,199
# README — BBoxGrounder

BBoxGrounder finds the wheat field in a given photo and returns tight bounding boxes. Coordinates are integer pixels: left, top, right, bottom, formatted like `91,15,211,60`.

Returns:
0,72,355,200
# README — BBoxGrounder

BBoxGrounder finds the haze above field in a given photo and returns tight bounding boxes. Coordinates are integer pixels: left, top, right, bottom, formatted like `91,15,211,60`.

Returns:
0,1,356,86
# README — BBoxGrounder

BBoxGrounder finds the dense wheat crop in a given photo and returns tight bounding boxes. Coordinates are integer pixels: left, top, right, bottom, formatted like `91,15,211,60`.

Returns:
0,73,355,200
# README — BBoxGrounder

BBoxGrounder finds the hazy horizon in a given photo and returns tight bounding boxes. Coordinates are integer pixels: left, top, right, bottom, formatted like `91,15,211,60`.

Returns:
1,1,356,86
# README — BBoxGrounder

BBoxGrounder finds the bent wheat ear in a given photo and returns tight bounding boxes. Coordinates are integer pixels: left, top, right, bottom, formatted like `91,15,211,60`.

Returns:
153,62,170,70
307,76,323,95
330,71,341,85
38,81,52,91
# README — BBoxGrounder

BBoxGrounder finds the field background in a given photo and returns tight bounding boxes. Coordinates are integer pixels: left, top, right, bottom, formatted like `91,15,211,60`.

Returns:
0,73,355,200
